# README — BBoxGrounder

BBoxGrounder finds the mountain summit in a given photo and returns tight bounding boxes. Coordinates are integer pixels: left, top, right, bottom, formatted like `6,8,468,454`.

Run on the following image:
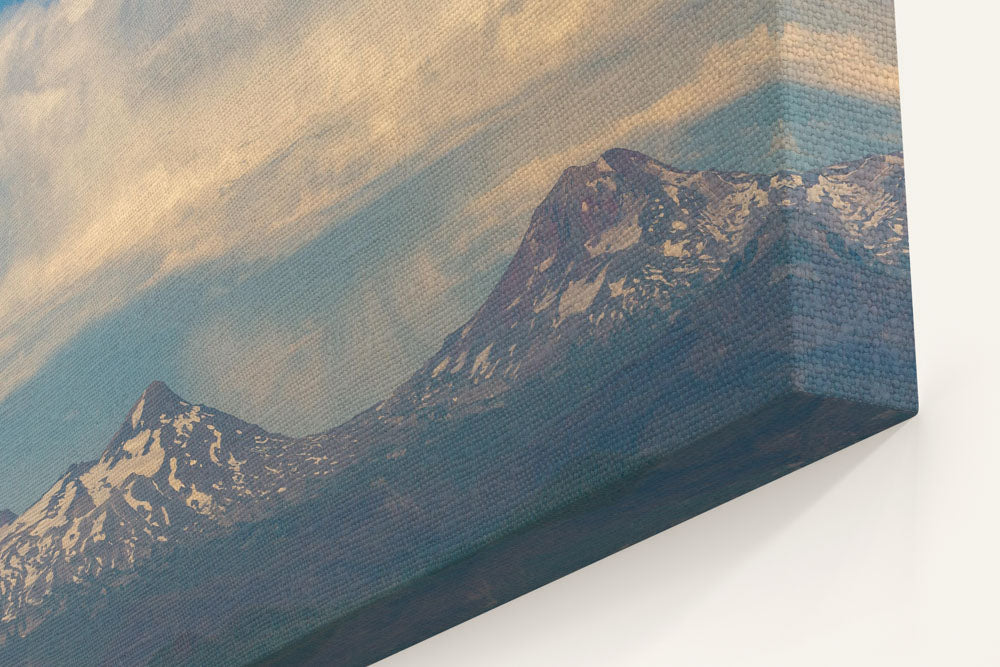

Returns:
0,380,352,631
387,148,776,413
133,381,186,422
103,381,188,452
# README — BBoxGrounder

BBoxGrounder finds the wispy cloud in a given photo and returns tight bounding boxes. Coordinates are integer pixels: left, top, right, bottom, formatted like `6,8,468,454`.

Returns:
0,0,900,410
0,0,672,404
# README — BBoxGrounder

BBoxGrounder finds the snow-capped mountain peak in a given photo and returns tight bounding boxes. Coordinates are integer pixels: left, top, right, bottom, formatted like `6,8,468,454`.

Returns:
385,149,772,413
382,150,906,421
0,384,351,630
127,381,186,431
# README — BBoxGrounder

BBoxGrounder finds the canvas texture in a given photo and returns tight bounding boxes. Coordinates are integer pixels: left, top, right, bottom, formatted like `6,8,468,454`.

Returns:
0,1,915,665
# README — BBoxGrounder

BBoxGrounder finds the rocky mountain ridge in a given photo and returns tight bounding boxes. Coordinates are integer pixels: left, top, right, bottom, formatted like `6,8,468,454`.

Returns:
385,149,905,415
0,381,357,633
0,149,909,656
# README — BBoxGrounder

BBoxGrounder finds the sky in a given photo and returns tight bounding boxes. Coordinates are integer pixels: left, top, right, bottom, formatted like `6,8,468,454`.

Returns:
0,0,903,512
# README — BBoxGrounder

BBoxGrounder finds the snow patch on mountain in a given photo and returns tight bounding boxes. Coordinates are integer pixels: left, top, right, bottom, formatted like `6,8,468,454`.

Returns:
80,430,165,506
131,394,145,430
559,265,607,324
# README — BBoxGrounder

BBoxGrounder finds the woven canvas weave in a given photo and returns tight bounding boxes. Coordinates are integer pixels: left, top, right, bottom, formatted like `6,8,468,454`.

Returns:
0,1,914,665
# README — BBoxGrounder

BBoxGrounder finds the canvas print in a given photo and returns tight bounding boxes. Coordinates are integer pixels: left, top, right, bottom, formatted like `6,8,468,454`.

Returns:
0,1,915,664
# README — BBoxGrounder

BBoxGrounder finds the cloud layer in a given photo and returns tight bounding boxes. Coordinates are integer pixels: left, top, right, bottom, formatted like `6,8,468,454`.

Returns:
0,0,686,406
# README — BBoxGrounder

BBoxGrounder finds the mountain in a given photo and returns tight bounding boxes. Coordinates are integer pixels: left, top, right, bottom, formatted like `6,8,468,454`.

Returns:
387,149,908,416
0,381,355,635
0,150,912,665
384,148,776,415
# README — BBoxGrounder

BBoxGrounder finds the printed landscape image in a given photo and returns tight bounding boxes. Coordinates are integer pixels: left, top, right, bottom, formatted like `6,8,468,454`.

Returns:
0,1,915,665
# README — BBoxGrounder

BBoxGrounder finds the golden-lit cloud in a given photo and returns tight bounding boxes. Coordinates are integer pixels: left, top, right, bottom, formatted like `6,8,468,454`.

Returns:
780,22,900,104
0,0,899,406
0,0,666,403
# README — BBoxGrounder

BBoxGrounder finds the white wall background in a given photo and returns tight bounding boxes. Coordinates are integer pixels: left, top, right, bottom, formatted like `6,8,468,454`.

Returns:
380,2,1000,665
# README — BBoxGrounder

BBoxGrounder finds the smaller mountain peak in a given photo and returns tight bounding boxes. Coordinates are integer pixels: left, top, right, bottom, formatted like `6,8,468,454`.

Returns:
0,509,16,528
102,381,193,460
128,381,188,432
142,381,181,404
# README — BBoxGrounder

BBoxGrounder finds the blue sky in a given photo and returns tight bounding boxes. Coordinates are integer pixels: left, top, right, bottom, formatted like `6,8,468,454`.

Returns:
0,0,902,512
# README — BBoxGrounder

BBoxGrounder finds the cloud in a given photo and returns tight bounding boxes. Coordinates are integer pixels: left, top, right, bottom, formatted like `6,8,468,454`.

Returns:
391,251,462,331
779,22,899,104
0,0,670,405
0,0,900,411
180,317,332,434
